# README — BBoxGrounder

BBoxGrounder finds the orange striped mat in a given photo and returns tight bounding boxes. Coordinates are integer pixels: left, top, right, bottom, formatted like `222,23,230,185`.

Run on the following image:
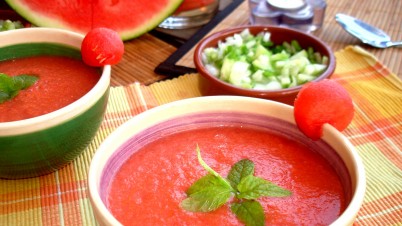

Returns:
0,46,401,225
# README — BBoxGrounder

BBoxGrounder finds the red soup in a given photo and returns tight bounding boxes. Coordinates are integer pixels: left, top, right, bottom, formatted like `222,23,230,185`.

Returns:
0,55,100,122
107,120,348,225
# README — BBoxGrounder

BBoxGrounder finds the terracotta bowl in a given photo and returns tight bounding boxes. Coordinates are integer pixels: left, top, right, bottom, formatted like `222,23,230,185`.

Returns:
88,96,365,226
194,25,336,105
0,28,110,179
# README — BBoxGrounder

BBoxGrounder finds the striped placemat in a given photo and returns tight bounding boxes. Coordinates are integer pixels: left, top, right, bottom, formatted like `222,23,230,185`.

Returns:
0,46,401,225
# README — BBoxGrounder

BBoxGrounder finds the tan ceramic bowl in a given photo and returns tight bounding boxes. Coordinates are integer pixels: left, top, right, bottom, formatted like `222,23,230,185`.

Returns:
194,25,336,105
88,96,365,226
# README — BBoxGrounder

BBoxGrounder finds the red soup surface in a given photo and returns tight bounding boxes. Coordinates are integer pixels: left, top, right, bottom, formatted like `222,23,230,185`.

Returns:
108,126,346,226
0,56,100,122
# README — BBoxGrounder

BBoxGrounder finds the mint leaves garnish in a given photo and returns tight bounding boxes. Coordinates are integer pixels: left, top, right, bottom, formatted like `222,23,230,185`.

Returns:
231,200,265,226
181,147,234,212
0,73,38,104
236,175,291,199
181,173,233,212
181,146,292,226
227,159,255,188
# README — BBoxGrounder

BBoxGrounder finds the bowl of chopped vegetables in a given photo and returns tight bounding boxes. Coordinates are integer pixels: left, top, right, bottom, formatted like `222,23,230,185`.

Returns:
194,25,336,105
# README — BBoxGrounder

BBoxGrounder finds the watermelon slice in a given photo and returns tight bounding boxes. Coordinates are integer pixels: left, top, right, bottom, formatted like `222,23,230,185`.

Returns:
5,0,183,40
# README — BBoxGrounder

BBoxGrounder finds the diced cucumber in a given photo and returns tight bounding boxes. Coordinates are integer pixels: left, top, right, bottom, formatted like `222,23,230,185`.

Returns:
202,47,220,64
229,61,251,86
0,20,24,31
297,73,317,84
254,44,271,59
220,58,236,81
205,64,219,77
251,70,264,82
290,49,308,60
201,28,329,90
313,64,328,75
280,77,291,88
270,51,290,62
275,60,287,69
252,54,272,71
254,80,282,90
303,64,327,76
240,28,252,40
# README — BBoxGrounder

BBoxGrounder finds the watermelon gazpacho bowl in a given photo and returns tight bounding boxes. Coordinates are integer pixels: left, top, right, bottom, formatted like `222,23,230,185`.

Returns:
0,28,111,179
88,96,366,226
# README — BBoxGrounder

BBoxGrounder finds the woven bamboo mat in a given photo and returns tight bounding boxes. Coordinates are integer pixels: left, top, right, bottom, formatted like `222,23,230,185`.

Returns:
111,33,177,86
112,0,401,86
174,0,402,74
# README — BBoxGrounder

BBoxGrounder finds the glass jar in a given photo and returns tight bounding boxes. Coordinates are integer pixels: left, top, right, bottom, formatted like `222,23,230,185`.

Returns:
248,0,327,32
159,0,220,29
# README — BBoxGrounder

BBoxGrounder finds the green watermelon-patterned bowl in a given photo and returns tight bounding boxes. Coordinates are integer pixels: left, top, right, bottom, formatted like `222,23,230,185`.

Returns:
0,28,111,179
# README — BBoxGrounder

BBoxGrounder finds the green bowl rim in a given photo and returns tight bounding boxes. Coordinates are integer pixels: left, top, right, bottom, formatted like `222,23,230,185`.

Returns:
0,28,111,135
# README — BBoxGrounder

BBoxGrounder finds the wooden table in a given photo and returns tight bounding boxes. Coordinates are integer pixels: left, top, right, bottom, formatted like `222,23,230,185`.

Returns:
0,2,401,225
112,0,402,87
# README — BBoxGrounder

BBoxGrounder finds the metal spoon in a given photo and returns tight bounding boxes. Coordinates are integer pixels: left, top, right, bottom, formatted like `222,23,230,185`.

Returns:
335,13,402,48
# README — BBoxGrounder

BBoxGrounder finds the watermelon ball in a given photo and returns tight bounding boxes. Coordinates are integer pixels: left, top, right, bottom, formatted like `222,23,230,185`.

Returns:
81,27,124,66
294,79,354,140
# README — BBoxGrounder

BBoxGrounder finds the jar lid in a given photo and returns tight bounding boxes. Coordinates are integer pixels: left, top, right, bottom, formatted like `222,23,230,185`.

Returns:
267,0,306,11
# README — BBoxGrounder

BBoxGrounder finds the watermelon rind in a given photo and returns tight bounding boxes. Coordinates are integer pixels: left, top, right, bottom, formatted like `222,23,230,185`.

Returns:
5,0,184,40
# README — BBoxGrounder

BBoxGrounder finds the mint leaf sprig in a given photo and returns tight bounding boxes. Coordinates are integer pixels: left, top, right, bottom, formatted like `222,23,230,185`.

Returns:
181,146,234,212
181,146,292,226
0,73,38,104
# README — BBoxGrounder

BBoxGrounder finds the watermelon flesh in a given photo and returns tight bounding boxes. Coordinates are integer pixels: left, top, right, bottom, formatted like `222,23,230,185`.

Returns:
5,0,184,40
294,79,354,140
